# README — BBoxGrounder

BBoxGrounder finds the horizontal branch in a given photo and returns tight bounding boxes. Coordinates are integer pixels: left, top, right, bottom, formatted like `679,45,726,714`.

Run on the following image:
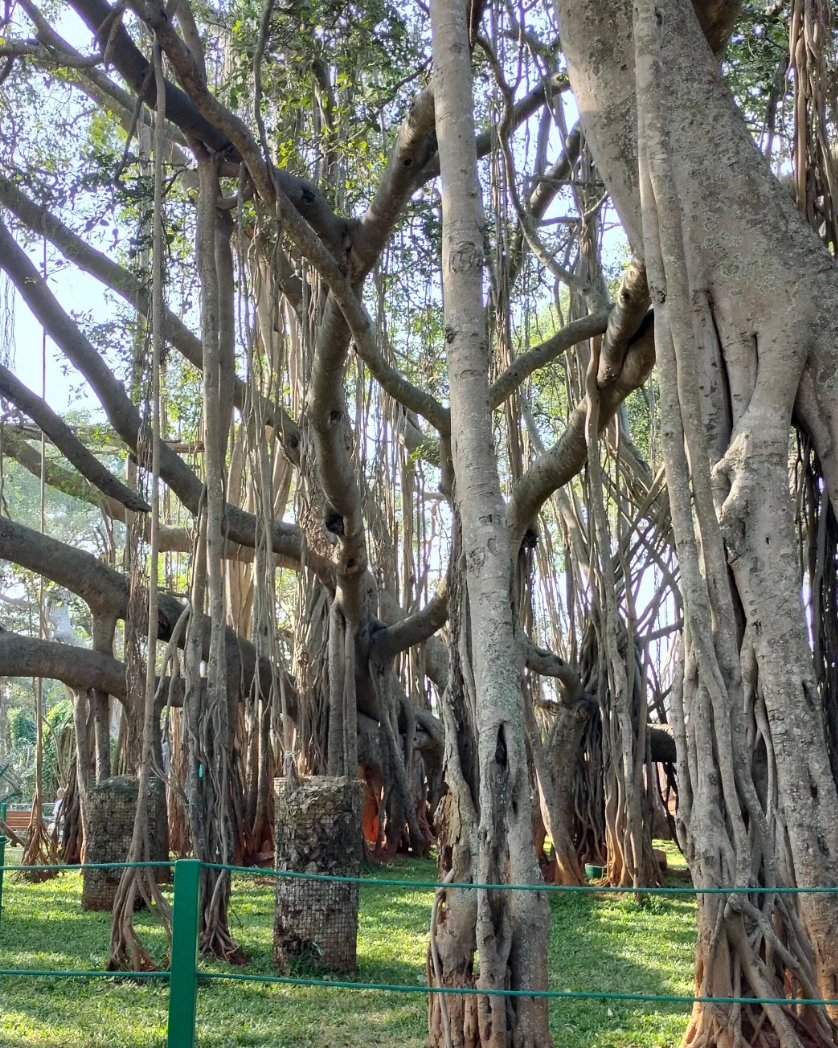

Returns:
0,38,103,67
0,516,291,704
0,516,129,615
0,630,129,698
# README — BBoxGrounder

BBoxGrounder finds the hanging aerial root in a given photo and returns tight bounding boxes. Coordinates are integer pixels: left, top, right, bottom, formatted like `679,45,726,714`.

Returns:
18,811,59,882
109,865,172,973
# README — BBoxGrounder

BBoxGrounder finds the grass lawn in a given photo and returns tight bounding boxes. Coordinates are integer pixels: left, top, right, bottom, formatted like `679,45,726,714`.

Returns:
0,841,696,1047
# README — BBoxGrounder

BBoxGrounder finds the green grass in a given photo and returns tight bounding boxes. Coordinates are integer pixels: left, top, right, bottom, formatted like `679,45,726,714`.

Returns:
0,844,697,1047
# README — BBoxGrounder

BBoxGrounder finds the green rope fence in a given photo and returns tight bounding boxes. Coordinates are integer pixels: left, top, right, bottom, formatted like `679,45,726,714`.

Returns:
202,861,838,894
1,841,837,1048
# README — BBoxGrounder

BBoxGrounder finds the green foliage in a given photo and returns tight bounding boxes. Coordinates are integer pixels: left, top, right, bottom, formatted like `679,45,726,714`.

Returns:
724,6,792,156
0,852,696,1047
7,708,35,746
223,0,423,211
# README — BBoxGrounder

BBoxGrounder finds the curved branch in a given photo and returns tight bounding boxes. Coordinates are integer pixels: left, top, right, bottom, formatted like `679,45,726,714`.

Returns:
0,428,127,516
307,298,369,623
370,585,449,662
0,176,301,455
354,76,567,277
507,315,656,543
0,516,129,615
0,362,149,512
0,516,297,706
352,88,438,271
376,588,449,691
490,310,609,408
0,630,129,698
0,219,318,575
523,638,585,701
59,0,347,253
597,257,650,383
102,3,447,437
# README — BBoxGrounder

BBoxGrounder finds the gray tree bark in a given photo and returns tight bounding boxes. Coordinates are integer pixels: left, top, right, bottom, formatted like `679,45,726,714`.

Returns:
428,1,551,1044
555,0,838,1042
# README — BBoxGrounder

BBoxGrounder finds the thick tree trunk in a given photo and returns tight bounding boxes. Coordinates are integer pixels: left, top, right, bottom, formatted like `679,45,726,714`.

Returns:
428,3,552,1044
184,156,242,961
555,0,838,1041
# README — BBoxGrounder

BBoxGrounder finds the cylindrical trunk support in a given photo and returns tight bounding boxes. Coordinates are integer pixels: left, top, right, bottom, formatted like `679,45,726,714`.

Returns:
273,775,362,973
81,775,169,910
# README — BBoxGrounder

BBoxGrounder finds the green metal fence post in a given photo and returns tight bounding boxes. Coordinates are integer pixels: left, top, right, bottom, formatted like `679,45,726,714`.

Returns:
0,835,7,926
167,859,201,1048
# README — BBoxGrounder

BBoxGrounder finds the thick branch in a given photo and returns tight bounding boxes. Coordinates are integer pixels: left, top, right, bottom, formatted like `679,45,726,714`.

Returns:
0,176,300,455
377,588,449,691
0,428,127,515
0,516,293,706
0,631,129,698
0,362,149,512
490,310,609,408
597,257,650,383
523,638,585,701
0,516,128,615
369,585,449,662
64,0,346,253
307,298,369,624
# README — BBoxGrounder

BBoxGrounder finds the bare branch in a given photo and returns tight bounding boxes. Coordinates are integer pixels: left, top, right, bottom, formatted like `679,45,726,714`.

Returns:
490,310,609,408
0,362,149,512
0,427,127,515
507,315,656,543
370,584,448,661
0,38,104,66
0,176,301,456
598,257,650,383
0,218,318,574
0,516,296,706
0,630,130,698
523,637,585,700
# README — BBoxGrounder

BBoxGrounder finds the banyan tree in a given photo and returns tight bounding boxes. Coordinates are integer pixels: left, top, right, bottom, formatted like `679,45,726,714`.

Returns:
0,0,837,1045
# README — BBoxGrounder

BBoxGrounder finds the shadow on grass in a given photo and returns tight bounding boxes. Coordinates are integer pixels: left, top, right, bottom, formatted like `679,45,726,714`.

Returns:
546,889,696,1047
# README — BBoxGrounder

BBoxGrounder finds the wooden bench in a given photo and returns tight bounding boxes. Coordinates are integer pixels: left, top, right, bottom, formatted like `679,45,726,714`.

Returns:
4,810,30,833
0,809,32,846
